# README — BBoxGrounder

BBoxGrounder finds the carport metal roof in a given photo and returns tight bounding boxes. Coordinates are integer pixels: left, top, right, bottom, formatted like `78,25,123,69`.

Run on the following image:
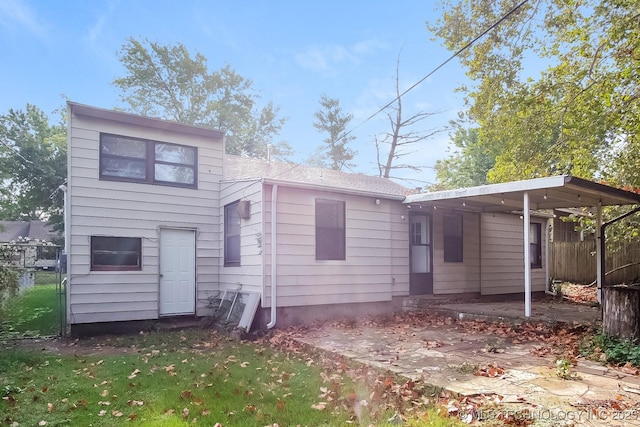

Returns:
404,175,640,211
403,175,640,319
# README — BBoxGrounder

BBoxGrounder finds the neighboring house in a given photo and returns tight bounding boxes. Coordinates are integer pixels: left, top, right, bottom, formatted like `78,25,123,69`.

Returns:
65,102,640,334
0,220,59,270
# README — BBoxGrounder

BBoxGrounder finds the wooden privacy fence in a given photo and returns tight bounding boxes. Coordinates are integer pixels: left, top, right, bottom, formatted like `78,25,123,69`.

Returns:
551,240,640,285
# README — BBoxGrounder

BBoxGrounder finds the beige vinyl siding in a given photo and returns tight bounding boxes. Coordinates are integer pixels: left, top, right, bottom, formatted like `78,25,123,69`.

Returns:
262,185,406,308
480,213,547,295
67,112,223,324
432,210,481,294
219,180,263,294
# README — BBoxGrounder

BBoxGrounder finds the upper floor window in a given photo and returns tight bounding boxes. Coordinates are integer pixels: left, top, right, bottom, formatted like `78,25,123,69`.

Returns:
100,134,197,188
530,223,542,268
316,199,346,260
224,201,241,266
443,213,463,262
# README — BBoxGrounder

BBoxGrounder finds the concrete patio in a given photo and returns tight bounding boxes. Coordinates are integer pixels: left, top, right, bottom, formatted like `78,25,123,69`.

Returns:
294,299,640,426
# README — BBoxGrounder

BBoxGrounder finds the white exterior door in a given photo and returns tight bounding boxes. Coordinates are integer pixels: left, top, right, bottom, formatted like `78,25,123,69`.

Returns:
159,228,196,316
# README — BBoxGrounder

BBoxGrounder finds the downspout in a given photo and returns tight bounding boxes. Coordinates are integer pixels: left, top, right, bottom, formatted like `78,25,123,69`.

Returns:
266,184,278,329
544,217,552,295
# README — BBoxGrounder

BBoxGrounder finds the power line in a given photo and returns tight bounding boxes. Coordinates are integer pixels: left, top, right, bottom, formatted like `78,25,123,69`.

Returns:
339,0,531,141
0,138,34,165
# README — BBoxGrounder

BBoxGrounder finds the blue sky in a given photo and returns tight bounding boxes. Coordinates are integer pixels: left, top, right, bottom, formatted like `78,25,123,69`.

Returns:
0,0,470,187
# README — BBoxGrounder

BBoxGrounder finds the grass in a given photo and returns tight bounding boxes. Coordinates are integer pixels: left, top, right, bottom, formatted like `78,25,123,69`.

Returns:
1,270,64,338
0,330,466,426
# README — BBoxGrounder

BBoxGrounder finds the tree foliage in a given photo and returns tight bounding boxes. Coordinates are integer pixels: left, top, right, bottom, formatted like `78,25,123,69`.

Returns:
0,104,66,232
311,95,356,171
429,0,640,187
114,37,291,160
432,125,495,190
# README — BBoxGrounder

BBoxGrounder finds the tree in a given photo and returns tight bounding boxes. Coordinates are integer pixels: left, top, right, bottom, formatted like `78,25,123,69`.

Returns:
113,37,291,160
376,52,442,179
432,125,495,190
0,104,66,232
428,0,640,186
311,95,356,171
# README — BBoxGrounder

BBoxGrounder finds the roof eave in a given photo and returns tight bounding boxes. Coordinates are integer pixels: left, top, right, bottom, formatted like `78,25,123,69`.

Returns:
68,101,225,139
261,178,406,200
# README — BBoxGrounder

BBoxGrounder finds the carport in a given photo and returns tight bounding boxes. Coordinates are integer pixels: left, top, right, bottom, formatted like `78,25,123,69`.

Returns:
404,175,640,317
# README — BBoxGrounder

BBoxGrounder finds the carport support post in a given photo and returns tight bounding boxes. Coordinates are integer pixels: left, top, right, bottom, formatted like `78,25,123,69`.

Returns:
596,202,603,304
523,192,531,318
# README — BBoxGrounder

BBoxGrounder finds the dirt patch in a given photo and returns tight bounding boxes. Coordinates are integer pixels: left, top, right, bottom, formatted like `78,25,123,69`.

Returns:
2,336,140,356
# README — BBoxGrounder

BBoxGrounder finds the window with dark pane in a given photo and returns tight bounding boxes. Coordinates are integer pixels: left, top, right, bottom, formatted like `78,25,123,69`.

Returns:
316,199,346,260
224,201,241,266
91,236,141,271
99,134,197,188
530,223,542,268
443,213,463,262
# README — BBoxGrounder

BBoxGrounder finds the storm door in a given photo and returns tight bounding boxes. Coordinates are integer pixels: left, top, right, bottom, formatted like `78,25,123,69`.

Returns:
409,213,433,295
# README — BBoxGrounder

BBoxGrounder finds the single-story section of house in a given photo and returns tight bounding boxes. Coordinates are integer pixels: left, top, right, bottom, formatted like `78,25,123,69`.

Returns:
64,102,640,334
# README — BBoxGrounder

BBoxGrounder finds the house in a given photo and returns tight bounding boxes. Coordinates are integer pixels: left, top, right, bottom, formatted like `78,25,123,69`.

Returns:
65,102,640,334
0,220,59,271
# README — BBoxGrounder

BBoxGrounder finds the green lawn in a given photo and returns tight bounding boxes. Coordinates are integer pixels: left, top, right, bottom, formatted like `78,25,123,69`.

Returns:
0,283,62,337
0,330,466,426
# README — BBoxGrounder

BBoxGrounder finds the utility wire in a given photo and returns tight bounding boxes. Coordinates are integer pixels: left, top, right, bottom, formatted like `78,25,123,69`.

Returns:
0,138,34,165
338,0,531,142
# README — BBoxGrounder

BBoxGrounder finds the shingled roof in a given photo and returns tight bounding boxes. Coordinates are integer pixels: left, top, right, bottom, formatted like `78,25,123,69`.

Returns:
0,221,56,242
223,155,410,198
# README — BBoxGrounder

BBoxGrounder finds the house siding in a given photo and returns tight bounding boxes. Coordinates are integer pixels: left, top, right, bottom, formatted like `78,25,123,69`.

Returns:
480,213,547,295
432,210,481,294
262,185,407,308
219,180,263,294
67,110,223,324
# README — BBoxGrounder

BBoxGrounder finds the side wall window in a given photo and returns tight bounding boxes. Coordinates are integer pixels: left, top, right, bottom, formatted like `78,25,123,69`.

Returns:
443,214,463,262
530,223,542,268
224,201,241,266
100,134,197,188
315,199,346,261
91,236,141,271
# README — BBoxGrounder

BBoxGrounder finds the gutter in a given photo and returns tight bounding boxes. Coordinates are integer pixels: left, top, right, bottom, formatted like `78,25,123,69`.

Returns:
260,178,406,201
266,184,278,329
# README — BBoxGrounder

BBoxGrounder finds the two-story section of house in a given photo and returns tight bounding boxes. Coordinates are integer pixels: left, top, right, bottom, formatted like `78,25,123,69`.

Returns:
66,102,224,332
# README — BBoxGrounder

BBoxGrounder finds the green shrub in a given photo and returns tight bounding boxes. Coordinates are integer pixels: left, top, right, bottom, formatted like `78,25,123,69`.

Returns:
585,333,640,367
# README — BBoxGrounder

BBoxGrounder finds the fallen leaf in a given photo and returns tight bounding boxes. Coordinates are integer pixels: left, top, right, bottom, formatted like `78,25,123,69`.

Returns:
165,409,175,415
182,407,189,419
98,410,107,416
47,402,53,413
100,389,109,397
38,421,47,426
181,390,192,399
201,409,211,416
128,369,141,379
311,402,327,410
128,414,137,421
245,404,256,413
112,410,123,417
240,361,249,367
